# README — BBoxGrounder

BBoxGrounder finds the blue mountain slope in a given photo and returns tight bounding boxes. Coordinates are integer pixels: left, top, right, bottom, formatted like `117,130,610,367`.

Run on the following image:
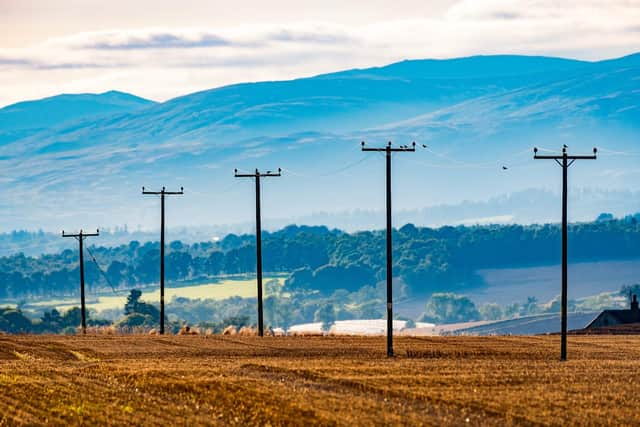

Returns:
126,55,592,138
0,91,155,143
318,55,589,80
0,54,638,231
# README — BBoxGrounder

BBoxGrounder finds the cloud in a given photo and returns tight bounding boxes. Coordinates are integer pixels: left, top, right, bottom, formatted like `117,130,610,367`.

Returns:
268,29,353,44
0,58,32,66
0,54,123,70
490,11,520,20
87,32,230,50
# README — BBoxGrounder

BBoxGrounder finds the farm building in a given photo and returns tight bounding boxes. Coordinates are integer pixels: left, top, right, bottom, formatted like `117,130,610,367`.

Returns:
586,294,640,329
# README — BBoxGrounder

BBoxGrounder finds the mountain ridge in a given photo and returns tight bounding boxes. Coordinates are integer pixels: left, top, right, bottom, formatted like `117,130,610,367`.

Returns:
0,90,156,144
0,52,638,232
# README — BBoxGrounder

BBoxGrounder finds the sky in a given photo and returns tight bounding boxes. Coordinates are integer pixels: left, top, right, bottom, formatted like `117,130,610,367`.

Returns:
1,0,639,107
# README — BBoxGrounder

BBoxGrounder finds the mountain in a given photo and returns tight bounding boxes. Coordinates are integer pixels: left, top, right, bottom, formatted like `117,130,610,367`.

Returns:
0,91,155,143
0,54,638,232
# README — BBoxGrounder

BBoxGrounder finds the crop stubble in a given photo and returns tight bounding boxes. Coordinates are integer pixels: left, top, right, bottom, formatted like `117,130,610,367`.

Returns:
0,335,639,426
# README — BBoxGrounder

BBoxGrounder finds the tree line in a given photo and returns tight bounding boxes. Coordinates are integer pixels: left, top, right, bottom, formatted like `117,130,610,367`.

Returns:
0,215,639,301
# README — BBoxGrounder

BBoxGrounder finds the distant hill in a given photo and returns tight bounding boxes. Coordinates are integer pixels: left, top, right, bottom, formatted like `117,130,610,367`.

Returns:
320,54,589,80
0,91,155,143
0,53,638,231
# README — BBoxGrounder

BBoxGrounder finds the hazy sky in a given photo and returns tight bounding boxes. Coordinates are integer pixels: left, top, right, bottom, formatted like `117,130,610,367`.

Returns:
1,0,639,106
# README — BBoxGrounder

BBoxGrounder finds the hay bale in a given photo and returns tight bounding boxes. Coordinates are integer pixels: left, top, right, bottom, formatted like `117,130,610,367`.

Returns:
222,325,237,335
178,325,199,335
149,329,159,336
238,326,257,336
301,331,324,337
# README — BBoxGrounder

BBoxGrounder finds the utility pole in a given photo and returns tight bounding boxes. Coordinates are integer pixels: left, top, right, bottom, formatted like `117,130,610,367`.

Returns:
234,168,281,337
142,186,184,335
362,141,416,357
62,229,100,334
534,146,597,361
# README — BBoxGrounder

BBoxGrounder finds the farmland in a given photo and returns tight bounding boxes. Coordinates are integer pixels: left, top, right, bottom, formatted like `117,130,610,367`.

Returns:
474,259,640,306
1,335,639,425
18,276,284,313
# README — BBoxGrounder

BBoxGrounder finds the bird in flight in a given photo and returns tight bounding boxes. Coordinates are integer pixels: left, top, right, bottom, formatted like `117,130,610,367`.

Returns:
502,166,508,170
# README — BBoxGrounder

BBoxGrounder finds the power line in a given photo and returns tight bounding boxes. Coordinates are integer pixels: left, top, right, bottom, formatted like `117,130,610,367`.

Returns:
416,146,533,170
280,154,376,179
84,244,123,296
595,147,640,157
62,228,99,335
142,186,184,335
187,180,241,200
361,140,416,357
533,145,597,361
234,168,281,337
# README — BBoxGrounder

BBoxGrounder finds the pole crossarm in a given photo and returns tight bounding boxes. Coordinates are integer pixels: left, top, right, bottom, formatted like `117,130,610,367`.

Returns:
533,147,597,161
142,186,184,195
234,168,282,178
142,185,184,335
533,145,597,361
361,140,417,358
234,167,282,337
61,228,100,335
62,229,100,238
361,141,416,152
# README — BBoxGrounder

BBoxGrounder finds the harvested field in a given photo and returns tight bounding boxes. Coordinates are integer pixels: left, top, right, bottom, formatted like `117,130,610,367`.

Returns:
1,335,639,426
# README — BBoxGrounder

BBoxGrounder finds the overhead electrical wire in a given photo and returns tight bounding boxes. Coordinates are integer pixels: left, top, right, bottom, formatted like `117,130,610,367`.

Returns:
84,244,125,296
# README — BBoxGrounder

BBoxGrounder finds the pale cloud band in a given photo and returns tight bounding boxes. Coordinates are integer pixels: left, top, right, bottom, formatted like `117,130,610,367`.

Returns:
0,0,638,106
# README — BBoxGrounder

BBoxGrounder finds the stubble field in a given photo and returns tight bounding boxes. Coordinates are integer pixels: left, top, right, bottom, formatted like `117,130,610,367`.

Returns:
1,334,639,426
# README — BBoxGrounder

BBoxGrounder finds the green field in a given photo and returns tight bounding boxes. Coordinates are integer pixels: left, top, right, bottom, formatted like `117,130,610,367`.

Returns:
19,277,285,313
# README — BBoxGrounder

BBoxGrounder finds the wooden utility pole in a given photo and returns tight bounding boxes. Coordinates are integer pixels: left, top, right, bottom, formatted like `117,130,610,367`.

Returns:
142,186,184,334
534,146,597,361
361,141,416,357
62,229,100,334
234,168,281,337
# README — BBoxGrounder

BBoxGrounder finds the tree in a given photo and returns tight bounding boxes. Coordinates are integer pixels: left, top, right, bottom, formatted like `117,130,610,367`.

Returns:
504,303,520,319
422,293,480,324
166,251,192,281
265,296,296,332
136,249,160,284
314,304,336,332
356,301,383,319
124,289,143,315
106,261,128,287
620,284,640,299
284,267,313,290
479,303,503,320
41,308,62,326
221,315,250,329
124,289,160,320
0,308,34,333
312,264,375,294
62,307,82,328
206,251,224,276
522,296,539,315
596,213,614,222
